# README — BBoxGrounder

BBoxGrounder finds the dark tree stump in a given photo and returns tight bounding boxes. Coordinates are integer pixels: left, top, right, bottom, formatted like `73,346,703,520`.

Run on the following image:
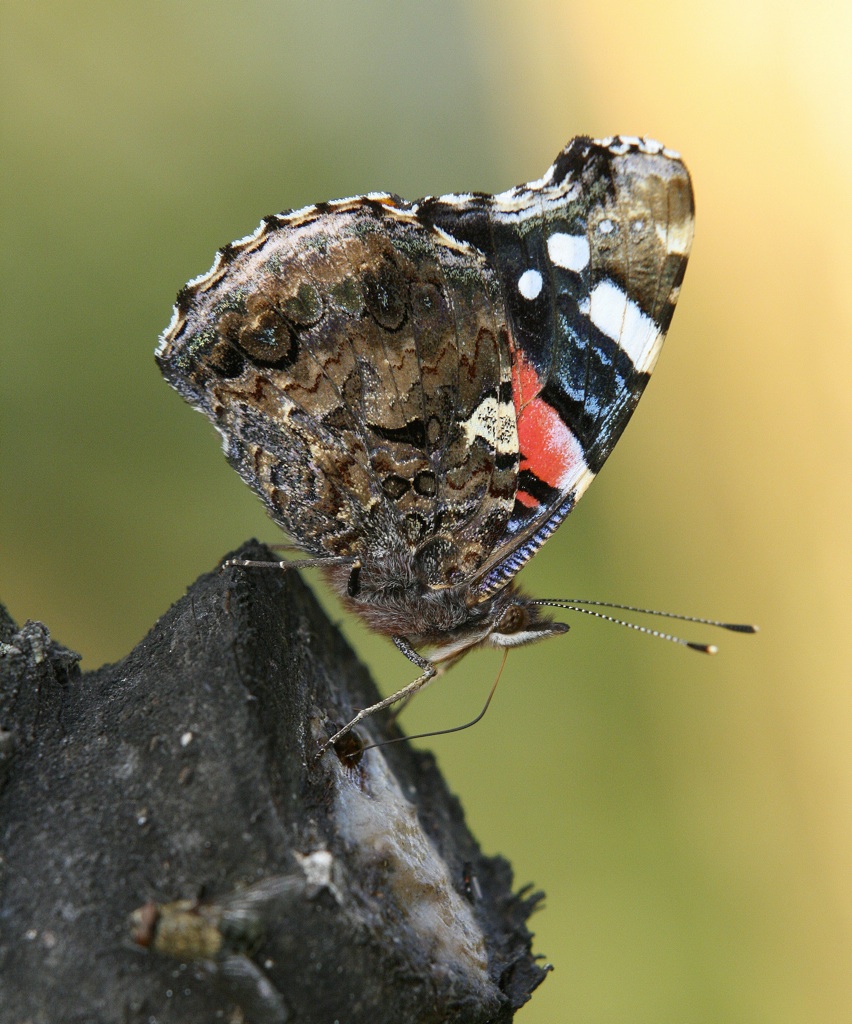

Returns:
0,541,548,1023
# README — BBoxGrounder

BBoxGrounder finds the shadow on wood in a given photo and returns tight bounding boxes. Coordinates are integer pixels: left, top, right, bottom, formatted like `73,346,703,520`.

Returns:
0,541,548,1023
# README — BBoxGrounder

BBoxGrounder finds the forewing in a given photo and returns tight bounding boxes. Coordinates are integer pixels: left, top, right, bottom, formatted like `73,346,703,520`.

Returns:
418,136,694,597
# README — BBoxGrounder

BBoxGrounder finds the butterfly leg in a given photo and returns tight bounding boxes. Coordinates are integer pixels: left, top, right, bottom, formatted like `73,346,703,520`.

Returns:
321,636,436,753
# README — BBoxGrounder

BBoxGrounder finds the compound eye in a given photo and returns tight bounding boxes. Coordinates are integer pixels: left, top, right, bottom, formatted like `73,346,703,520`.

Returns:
496,604,529,635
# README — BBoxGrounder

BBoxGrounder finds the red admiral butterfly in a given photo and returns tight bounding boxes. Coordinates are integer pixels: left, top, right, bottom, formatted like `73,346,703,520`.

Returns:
157,135,752,751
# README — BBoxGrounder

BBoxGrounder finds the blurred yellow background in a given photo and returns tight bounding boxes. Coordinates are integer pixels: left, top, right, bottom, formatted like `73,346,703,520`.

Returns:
2,2,849,1020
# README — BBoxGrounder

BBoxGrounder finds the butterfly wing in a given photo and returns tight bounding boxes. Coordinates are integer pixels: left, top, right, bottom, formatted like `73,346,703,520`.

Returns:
156,198,520,582
157,136,692,597
417,136,694,598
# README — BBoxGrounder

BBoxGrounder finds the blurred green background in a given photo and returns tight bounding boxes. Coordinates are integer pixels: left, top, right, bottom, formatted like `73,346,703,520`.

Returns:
2,1,849,1020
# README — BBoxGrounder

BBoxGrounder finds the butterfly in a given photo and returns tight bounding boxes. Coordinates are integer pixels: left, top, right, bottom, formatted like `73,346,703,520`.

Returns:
157,135,750,752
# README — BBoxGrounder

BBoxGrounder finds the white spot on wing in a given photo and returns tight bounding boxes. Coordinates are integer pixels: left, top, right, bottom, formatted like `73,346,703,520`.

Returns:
547,232,589,272
589,280,662,373
460,396,518,450
518,269,543,300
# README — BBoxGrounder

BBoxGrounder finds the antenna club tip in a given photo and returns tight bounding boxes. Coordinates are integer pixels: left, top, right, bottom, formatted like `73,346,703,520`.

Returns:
725,622,759,634
688,642,718,654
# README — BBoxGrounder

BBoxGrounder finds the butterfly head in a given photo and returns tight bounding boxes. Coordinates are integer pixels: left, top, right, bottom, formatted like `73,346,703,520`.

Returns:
483,593,570,649
420,585,568,662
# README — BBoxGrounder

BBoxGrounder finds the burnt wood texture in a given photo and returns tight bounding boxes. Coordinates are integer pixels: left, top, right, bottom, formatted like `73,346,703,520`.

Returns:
0,542,546,1024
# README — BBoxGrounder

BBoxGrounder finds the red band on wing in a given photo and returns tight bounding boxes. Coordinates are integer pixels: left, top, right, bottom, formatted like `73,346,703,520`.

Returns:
514,489,539,509
511,347,586,503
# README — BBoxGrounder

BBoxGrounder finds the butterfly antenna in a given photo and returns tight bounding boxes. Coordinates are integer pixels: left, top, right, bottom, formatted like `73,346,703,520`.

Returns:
539,599,758,634
531,600,757,653
360,650,509,753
